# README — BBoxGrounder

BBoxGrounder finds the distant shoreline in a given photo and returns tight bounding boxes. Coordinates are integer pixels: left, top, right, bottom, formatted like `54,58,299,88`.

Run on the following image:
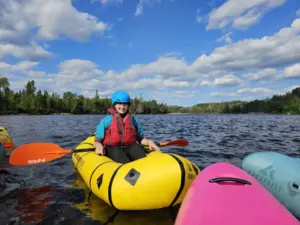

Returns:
0,112,297,116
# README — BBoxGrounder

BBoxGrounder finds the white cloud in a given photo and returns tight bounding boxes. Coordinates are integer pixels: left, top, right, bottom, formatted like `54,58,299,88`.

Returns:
0,42,53,60
81,89,113,98
243,68,277,80
285,85,300,93
192,18,300,73
0,0,109,60
54,59,104,83
214,74,243,87
173,90,200,98
12,61,39,72
115,56,188,81
206,0,286,30
296,9,300,17
3,17,300,104
283,63,300,78
199,80,214,87
210,91,237,97
232,8,263,29
199,75,243,88
273,85,300,96
217,32,233,44
1,0,109,42
0,61,41,79
237,87,272,94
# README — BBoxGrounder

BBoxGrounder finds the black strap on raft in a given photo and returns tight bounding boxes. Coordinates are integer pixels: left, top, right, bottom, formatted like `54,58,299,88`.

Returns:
87,191,92,201
102,210,120,225
169,205,181,223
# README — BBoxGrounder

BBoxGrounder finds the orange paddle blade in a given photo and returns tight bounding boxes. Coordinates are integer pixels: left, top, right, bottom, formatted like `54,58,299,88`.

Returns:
159,139,189,147
4,142,15,151
9,143,72,166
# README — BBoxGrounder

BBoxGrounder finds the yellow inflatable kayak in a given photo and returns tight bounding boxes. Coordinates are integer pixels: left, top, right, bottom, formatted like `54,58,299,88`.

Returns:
72,134,200,211
0,126,15,151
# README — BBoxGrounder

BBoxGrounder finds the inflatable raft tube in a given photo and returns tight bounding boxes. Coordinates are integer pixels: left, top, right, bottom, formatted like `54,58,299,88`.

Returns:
0,127,9,136
72,134,200,211
242,151,300,219
0,126,15,151
174,162,299,225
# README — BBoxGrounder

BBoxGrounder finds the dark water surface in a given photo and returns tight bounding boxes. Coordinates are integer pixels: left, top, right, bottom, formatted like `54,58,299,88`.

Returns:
0,114,300,224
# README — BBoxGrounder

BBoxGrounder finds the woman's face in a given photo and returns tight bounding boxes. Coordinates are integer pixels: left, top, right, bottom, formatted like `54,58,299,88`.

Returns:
115,103,129,114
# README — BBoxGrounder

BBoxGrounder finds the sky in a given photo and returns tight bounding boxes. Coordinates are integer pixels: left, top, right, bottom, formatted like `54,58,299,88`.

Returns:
1,0,300,107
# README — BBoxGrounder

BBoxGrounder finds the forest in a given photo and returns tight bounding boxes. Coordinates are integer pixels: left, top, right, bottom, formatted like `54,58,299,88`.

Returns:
1,77,299,115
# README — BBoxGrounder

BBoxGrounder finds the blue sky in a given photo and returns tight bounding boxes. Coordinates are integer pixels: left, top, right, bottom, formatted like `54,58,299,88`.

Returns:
1,0,300,106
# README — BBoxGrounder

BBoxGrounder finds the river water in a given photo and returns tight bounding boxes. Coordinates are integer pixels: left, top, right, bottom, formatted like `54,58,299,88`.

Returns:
0,114,300,224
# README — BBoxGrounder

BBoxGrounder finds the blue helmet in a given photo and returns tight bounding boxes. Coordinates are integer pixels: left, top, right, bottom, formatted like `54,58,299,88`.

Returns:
112,91,131,105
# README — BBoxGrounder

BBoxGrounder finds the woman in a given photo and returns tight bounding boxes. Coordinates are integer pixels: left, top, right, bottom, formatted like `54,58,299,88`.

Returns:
94,91,160,163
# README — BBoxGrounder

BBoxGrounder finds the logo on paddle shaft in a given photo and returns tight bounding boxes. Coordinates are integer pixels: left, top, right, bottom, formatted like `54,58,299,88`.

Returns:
28,158,46,164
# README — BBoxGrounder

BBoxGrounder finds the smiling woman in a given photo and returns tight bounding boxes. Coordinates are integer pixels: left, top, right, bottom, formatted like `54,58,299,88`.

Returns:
94,91,160,162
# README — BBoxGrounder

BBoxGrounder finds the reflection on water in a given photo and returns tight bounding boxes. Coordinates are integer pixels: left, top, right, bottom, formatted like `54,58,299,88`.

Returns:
71,173,177,225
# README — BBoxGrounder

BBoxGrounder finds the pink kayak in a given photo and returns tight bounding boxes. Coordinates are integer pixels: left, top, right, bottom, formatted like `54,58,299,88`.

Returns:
175,162,299,225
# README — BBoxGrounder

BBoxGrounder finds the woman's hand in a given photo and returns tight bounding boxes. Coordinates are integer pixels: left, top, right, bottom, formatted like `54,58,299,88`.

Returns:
94,140,105,155
141,138,161,152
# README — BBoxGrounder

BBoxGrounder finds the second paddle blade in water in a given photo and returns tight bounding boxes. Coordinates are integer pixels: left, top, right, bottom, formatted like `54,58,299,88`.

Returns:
9,143,72,166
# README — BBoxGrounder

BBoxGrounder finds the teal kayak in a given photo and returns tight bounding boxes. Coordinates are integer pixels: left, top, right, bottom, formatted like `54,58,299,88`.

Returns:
242,151,300,219
0,143,5,164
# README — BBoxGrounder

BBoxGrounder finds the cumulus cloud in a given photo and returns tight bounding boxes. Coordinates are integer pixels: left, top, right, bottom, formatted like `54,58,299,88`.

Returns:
282,63,300,78
237,87,272,94
214,75,243,87
53,59,104,84
243,68,277,80
0,0,109,60
0,61,39,73
0,0,109,42
192,18,300,73
3,17,300,103
206,0,286,30
210,92,237,97
0,42,53,60
285,85,300,93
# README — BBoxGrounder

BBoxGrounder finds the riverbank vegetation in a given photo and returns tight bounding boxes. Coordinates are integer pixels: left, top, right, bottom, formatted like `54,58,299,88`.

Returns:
0,78,299,115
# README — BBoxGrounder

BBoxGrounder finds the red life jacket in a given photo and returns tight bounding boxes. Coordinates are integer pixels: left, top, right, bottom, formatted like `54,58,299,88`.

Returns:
102,108,138,146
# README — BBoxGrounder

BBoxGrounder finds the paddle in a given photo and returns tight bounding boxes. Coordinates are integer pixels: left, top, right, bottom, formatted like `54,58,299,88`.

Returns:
9,139,189,166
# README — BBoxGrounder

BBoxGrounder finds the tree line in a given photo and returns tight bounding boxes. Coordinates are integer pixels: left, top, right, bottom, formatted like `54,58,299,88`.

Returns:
168,89,300,114
0,78,169,115
0,77,299,115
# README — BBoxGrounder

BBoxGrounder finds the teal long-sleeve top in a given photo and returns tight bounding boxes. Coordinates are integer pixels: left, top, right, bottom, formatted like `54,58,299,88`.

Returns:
95,115,144,143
